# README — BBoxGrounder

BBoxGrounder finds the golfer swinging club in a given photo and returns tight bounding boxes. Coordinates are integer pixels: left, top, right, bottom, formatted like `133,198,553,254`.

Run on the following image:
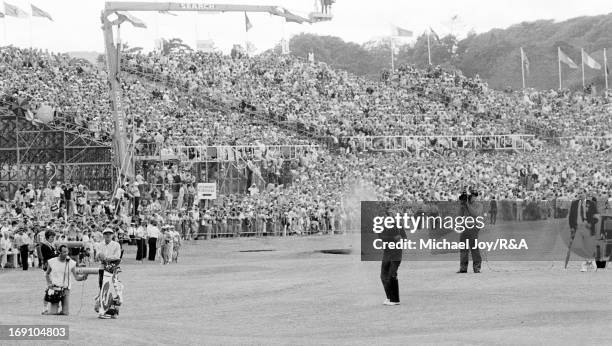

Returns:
380,207,407,306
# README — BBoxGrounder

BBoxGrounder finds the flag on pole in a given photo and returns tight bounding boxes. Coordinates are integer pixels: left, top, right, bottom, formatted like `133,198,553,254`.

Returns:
115,11,147,29
4,2,28,18
582,50,601,70
521,47,530,76
245,12,252,32
282,8,305,24
391,25,413,37
158,10,178,16
429,27,440,43
31,4,53,21
558,48,578,69
442,14,467,32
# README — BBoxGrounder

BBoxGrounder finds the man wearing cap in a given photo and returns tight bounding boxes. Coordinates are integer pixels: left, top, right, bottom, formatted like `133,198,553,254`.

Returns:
96,228,121,289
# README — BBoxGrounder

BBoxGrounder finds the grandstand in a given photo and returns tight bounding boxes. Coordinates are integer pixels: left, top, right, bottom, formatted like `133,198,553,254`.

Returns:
1,43,611,208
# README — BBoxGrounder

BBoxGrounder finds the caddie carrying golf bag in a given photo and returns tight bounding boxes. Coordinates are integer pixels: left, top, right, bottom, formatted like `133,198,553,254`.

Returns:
94,260,124,318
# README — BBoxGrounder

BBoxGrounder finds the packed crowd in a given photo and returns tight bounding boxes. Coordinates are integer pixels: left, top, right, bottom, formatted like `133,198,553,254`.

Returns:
0,47,313,149
0,47,113,142
3,46,610,151
123,51,523,139
123,51,612,142
1,46,611,257
0,176,346,270
393,64,612,138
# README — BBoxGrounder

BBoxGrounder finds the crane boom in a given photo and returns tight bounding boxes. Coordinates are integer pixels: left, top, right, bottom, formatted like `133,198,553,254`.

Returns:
104,2,328,23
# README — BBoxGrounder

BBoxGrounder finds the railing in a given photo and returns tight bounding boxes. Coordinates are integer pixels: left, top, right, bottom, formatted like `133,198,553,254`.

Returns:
134,143,320,162
524,120,561,140
339,134,537,152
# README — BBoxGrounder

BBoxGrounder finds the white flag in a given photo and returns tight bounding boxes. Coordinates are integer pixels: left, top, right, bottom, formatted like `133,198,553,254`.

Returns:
582,50,602,70
115,11,147,29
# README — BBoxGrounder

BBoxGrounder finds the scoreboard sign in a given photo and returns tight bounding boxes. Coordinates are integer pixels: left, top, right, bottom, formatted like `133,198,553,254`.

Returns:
178,3,216,10
197,183,217,200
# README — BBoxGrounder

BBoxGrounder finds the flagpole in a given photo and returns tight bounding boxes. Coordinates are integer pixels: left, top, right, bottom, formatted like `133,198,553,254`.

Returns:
604,48,608,90
245,16,249,57
155,1,159,50
558,47,562,90
281,15,286,55
427,29,432,65
194,12,198,52
390,38,394,71
520,47,525,89
29,14,32,47
581,48,585,90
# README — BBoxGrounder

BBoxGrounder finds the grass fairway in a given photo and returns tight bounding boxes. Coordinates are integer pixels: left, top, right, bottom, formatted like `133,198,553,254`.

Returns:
1,234,611,345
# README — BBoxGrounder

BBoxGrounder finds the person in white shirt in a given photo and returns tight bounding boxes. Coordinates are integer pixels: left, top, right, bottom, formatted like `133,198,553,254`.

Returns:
114,185,126,215
146,221,161,261
0,220,10,236
130,182,141,216
52,185,62,206
44,245,88,315
96,229,122,290
190,207,200,241
134,222,147,263
16,229,33,271
0,231,14,269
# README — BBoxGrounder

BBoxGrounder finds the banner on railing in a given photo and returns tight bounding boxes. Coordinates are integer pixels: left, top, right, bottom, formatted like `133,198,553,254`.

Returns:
136,144,319,162
340,135,535,152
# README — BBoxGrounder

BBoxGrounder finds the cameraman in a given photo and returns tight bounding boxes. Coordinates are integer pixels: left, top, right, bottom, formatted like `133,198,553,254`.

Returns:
44,245,88,315
458,189,483,273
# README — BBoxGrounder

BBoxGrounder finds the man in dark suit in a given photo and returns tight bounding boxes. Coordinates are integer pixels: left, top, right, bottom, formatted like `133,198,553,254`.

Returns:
458,191,483,273
379,208,407,306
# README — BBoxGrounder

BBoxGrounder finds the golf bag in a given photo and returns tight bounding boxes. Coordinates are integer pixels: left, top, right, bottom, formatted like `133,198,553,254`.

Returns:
94,261,124,317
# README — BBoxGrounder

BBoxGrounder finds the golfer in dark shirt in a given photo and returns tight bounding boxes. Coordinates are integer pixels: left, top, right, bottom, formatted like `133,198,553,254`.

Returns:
458,193,483,273
379,211,408,306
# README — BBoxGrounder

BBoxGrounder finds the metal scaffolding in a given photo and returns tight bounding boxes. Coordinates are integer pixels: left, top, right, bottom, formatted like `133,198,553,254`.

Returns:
0,111,114,197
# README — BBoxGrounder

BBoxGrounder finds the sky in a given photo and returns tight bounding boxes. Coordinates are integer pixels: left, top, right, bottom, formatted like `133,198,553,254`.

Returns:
1,0,612,54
